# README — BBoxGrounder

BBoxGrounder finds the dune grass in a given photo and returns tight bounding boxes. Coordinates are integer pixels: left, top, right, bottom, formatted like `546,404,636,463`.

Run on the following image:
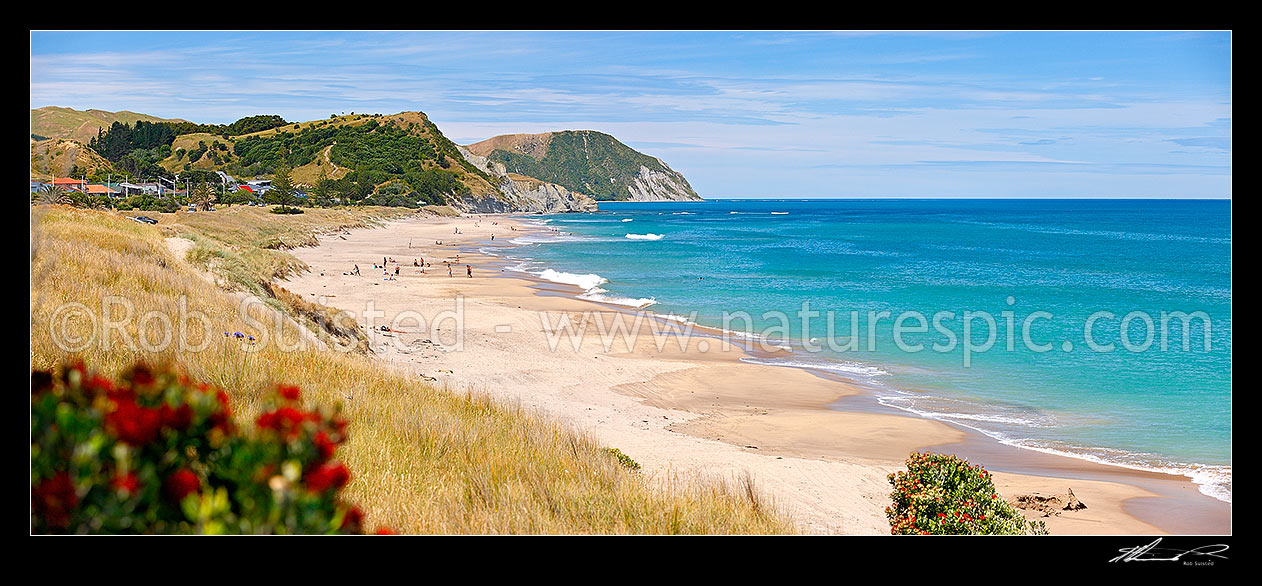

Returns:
29,205,794,534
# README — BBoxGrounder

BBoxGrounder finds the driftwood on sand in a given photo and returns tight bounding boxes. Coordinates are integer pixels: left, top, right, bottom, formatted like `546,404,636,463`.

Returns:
1008,488,1088,517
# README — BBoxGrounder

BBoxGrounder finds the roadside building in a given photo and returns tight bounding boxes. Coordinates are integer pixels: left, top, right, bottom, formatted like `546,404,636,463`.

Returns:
84,184,122,198
245,179,272,195
119,182,159,196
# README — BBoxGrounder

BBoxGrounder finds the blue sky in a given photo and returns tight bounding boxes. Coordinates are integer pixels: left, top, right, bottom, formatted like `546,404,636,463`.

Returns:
30,31,1231,198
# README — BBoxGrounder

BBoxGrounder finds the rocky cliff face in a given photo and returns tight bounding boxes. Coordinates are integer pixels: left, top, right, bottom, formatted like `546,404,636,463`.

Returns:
454,146,597,213
464,131,702,203
628,163,699,201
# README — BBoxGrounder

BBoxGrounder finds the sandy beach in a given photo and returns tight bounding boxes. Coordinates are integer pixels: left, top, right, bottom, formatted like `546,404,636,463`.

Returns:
279,212,1230,535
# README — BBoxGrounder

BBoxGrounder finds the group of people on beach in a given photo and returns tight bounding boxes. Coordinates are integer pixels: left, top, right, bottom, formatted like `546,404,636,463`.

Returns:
345,255,472,281
340,218,516,283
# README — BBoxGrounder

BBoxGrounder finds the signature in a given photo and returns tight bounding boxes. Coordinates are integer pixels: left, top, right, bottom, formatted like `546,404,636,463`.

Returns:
1110,538,1229,563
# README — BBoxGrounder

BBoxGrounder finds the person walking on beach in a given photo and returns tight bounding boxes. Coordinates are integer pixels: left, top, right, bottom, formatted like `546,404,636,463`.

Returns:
447,264,453,277
394,266,400,276
466,265,472,278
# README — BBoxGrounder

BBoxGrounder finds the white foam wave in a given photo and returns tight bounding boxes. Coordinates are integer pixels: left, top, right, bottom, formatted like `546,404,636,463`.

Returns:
536,269,608,292
658,313,694,324
578,289,657,308
877,396,1048,427
621,218,633,222
506,260,544,274
741,356,889,377
770,211,788,215
532,269,657,308
625,233,663,241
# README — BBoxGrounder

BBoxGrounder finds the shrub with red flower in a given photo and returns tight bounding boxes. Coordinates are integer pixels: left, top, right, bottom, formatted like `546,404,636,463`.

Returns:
30,362,390,535
885,452,1048,535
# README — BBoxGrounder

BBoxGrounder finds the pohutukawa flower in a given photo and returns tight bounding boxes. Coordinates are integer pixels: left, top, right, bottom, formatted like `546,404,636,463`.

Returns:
164,469,201,503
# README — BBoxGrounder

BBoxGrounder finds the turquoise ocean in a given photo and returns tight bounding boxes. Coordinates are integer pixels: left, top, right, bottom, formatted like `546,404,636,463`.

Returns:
492,199,1231,502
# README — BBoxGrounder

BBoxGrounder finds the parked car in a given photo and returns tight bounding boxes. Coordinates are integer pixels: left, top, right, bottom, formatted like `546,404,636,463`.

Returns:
130,216,159,225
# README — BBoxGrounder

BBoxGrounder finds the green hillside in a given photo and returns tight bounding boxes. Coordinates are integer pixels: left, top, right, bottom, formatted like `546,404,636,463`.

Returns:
63,110,498,209
216,112,499,206
471,130,700,201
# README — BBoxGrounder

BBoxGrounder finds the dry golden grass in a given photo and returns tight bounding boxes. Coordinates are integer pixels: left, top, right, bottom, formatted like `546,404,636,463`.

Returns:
30,138,115,180
290,145,351,186
29,205,794,534
31,106,189,144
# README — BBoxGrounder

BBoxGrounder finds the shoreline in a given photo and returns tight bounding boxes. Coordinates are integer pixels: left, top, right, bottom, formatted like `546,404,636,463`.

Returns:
281,211,1230,535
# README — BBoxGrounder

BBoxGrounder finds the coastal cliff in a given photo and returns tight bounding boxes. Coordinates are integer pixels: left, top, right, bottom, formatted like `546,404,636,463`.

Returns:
465,131,702,202
454,146,597,213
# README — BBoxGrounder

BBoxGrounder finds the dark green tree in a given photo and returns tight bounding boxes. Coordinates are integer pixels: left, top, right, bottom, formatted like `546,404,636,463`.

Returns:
267,162,296,212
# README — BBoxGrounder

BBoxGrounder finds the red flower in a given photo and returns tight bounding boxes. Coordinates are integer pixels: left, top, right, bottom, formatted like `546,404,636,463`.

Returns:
33,471,77,529
164,469,201,503
278,385,301,401
314,431,338,461
341,506,363,531
257,407,311,438
86,374,123,397
160,403,193,430
130,366,154,387
112,472,141,495
208,390,233,431
105,398,163,446
374,528,397,535
305,462,350,493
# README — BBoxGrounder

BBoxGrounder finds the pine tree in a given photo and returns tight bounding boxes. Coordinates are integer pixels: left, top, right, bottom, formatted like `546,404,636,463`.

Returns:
313,167,332,207
268,161,296,212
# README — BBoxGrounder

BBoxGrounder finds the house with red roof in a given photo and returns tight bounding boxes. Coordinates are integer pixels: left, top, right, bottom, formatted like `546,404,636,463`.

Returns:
50,178,88,191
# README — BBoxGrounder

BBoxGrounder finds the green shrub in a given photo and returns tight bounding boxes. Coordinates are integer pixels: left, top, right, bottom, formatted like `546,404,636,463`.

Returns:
31,362,385,534
885,452,1047,535
604,448,641,471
